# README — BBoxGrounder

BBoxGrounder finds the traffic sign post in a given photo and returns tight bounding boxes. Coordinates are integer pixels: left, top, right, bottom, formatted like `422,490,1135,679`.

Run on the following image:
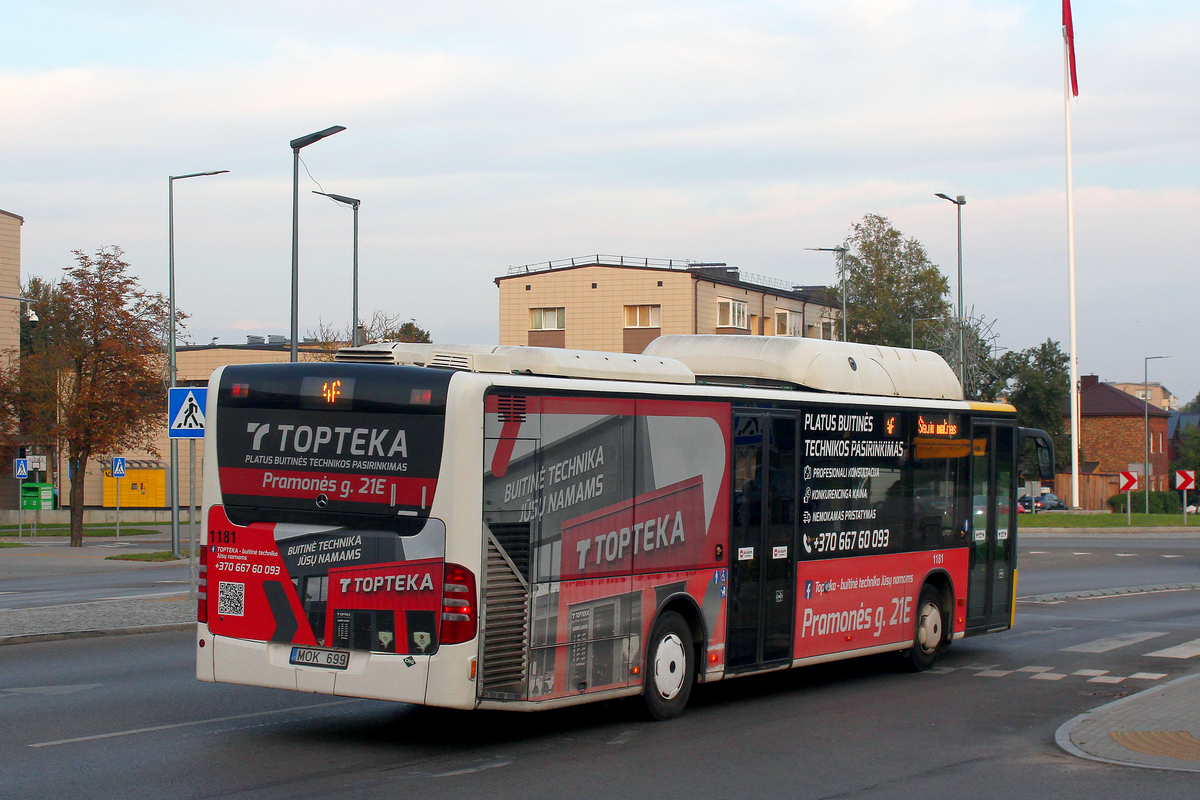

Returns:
1176,470,1196,524
112,457,126,540
1120,471,1138,526
168,388,207,559
13,458,27,538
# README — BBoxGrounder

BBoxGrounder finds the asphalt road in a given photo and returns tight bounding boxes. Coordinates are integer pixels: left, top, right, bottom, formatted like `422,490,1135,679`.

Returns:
2,534,1199,800
0,563,191,609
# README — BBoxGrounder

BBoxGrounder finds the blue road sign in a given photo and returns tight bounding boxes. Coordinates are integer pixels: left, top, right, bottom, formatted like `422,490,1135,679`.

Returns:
112,457,126,478
169,387,207,439
13,458,28,480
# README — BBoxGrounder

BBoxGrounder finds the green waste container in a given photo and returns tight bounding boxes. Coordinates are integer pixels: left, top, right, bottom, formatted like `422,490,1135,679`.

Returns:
21,482,54,510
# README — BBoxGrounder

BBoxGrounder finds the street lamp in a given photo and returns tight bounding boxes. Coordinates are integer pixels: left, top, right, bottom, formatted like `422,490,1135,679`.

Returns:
290,125,346,362
806,246,848,341
169,169,228,559
0,294,37,326
312,191,362,347
1144,355,1169,514
935,193,966,385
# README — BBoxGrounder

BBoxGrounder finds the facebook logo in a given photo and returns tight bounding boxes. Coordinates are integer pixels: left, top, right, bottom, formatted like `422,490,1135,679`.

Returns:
804,580,814,600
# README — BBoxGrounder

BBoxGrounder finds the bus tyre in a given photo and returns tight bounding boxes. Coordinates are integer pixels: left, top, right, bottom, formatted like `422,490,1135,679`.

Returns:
643,611,694,721
906,584,944,672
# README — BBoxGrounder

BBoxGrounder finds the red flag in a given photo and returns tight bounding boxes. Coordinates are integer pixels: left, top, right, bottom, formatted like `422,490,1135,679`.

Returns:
1063,0,1079,96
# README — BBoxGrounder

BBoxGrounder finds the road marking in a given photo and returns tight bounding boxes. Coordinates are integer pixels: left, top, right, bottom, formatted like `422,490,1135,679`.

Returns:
976,670,1013,677
2,684,101,696
1114,553,1137,557
1162,554,1182,558
1144,638,1200,659
1028,551,1049,554
1030,673,1067,680
1019,583,1200,604
1015,666,1054,673
1129,672,1168,680
1072,669,1109,677
1062,632,1169,653
1072,552,1092,556
28,699,361,747
1087,675,1125,684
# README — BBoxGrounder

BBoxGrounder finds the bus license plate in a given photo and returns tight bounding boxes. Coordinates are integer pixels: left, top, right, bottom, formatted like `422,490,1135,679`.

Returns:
290,646,350,669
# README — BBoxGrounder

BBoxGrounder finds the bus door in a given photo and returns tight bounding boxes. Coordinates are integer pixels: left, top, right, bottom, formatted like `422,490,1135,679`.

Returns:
726,413,797,671
966,420,1017,632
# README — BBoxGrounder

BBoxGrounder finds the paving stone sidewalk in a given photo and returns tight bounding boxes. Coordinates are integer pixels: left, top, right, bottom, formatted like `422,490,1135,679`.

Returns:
0,594,193,642
1056,671,1200,771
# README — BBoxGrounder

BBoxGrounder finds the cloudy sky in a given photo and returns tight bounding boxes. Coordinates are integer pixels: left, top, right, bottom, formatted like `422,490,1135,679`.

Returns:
3,1,1198,401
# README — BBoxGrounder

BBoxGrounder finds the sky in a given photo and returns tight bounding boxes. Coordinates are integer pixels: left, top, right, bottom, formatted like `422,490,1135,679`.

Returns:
2,1,1198,402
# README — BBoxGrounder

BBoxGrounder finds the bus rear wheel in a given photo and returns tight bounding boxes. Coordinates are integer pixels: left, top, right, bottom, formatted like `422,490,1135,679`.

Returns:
642,611,694,720
905,584,944,672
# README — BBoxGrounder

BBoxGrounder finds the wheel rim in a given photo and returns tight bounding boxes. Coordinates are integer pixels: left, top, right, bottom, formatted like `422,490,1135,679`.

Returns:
653,633,686,700
916,600,942,654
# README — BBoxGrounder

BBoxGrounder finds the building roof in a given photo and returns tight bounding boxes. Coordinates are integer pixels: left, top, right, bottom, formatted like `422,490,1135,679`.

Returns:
495,254,838,308
0,208,24,223
1072,375,1170,418
1170,412,1200,439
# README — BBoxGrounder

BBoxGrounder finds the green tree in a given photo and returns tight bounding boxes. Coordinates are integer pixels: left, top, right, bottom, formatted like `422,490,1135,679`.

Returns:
1001,339,1071,472
1181,390,1200,413
840,214,951,347
1171,423,1200,475
0,248,172,547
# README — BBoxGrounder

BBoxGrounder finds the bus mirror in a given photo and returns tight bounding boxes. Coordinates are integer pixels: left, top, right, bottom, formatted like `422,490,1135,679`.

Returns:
1019,428,1056,481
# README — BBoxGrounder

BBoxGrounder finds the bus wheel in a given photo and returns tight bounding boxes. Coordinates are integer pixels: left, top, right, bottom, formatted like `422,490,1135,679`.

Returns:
906,585,944,672
643,611,694,720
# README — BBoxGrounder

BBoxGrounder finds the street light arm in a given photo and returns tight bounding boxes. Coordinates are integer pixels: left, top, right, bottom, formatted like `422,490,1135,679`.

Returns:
313,190,361,209
171,170,230,181
291,125,346,150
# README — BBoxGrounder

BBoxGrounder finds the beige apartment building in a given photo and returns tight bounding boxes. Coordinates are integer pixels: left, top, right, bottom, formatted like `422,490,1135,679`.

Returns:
1109,382,1178,412
0,209,23,508
496,256,840,353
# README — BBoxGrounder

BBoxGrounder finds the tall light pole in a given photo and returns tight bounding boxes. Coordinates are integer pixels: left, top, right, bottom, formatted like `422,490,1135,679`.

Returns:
807,246,848,341
312,191,362,346
935,193,966,385
169,169,228,559
1144,355,1169,514
290,125,346,361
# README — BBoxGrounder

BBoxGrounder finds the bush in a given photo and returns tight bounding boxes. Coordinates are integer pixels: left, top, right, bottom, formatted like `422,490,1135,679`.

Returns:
1108,490,1183,514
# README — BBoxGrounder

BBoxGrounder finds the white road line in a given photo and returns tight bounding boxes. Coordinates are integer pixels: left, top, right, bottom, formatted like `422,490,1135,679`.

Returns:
1061,631,1169,653
1028,551,1049,554
1030,673,1067,681
1071,669,1108,677
1072,552,1092,556
975,670,1013,678
1128,672,1168,680
28,699,361,747
1015,666,1053,673
1087,675,1125,684
1162,554,1182,558
1114,553,1136,557
1144,638,1200,659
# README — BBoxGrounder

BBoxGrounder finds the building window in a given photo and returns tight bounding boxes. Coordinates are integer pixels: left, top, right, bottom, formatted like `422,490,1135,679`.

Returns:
774,310,802,337
717,298,748,329
624,304,661,328
529,307,565,331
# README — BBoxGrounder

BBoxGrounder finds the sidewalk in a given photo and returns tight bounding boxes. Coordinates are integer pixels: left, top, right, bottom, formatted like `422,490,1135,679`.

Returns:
1057,673,1200,773
0,530,195,643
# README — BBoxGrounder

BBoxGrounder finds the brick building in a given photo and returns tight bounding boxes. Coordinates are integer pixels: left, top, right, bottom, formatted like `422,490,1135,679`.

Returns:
1072,374,1171,491
497,255,840,353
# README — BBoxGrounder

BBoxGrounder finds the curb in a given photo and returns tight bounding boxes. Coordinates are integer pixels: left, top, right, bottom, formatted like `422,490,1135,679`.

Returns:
0,622,195,647
1055,672,1200,773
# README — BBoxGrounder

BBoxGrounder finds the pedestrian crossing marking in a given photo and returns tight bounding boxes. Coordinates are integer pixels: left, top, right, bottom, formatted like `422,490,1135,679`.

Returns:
1129,672,1167,680
170,390,205,430
1144,638,1200,659
1030,672,1067,680
1062,632,1169,653
1072,669,1109,677
1087,675,1125,684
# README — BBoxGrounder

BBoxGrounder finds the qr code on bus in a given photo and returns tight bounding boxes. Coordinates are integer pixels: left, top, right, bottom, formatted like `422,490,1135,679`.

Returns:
217,581,245,617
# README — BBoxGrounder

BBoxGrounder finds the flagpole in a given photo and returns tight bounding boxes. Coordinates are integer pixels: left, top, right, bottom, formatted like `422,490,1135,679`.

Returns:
1064,28,1081,509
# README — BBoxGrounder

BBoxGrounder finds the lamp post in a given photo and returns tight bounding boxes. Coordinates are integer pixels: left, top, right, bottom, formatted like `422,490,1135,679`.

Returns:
1144,355,1169,514
910,317,940,349
312,191,362,346
169,170,228,559
806,246,849,341
290,126,346,362
935,193,966,385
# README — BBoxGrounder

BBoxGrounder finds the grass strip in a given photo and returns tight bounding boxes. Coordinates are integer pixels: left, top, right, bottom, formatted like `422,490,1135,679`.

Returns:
105,552,184,562
1018,512,1200,528
0,526,159,537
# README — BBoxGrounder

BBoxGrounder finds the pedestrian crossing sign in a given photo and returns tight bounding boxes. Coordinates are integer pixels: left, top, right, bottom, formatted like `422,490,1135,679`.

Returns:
168,387,207,439
13,458,28,479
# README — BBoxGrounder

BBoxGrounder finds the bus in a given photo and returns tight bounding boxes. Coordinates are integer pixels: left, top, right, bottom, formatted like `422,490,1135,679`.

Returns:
196,335,1053,719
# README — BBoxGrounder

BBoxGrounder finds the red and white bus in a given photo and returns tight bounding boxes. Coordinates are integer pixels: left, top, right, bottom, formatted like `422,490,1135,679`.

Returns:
196,335,1051,719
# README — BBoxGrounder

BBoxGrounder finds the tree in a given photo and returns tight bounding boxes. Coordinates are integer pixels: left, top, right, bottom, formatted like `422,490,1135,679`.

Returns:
0,248,172,547
1181,390,1200,414
840,214,951,347
307,313,432,361
1000,339,1071,472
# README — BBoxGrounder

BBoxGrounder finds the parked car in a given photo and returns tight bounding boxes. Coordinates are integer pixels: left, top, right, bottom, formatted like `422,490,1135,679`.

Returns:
1037,492,1067,510
1017,495,1041,513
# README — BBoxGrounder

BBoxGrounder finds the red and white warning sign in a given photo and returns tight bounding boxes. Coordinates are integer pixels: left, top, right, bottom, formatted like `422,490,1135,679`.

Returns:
1175,470,1196,491
1119,471,1139,492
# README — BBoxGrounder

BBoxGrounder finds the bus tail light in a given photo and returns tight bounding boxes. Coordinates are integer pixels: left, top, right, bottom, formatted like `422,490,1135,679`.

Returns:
197,543,208,623
439,563,477,645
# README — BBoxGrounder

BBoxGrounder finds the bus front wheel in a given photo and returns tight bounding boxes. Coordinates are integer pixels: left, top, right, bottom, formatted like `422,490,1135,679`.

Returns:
905,584,944,672
642,611,694,720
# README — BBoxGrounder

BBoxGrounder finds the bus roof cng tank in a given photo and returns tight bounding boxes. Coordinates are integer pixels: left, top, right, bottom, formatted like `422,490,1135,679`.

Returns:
642,335,963,400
